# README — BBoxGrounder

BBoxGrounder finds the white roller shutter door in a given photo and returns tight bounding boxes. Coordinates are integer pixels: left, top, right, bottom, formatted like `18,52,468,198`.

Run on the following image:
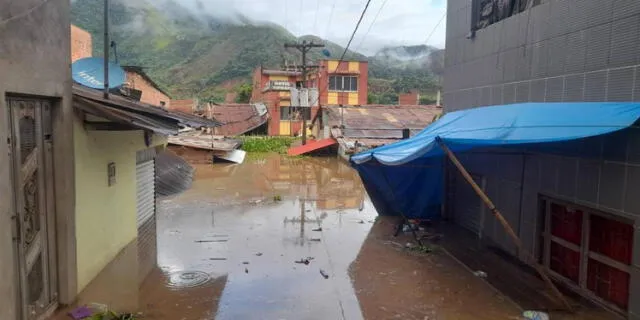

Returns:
136,160,156,227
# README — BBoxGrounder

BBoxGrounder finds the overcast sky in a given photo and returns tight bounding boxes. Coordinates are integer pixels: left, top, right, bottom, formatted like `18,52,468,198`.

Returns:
187,0,447,55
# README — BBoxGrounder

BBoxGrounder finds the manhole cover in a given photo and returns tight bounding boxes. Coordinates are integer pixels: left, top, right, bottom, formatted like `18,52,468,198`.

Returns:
167,271,211,289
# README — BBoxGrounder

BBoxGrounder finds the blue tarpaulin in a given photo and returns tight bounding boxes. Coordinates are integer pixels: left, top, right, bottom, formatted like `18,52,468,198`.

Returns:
351,102,640,219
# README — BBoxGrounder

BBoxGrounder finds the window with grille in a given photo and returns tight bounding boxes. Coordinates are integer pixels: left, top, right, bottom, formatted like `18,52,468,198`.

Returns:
539,197,633,311
328,76,358,92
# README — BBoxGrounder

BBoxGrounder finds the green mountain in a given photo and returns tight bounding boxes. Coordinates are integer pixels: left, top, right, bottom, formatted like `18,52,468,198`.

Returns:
71,0,442,104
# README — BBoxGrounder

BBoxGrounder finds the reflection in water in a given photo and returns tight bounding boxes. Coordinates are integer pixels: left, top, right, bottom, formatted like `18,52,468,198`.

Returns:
158,154,376,319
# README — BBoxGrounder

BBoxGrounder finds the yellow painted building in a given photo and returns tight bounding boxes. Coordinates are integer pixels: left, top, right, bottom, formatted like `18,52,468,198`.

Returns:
73,119,167,292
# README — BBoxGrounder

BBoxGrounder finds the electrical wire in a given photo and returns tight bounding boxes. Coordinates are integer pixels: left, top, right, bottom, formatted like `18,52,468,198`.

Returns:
353,0,390,53
324,0,338,40
313,0,321,35
305,0,373,110
425,11,446,45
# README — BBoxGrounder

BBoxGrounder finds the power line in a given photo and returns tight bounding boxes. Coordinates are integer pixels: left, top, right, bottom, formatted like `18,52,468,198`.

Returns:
425,11,446,45
335,0,372,63
353,0,389,53
324,0,337,40
313,0,321,34
307,0,374,109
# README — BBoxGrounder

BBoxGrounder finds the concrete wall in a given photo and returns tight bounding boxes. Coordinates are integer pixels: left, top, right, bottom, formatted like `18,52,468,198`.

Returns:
444,0,640,111
444,0,640,317
0,0,76,317
71,24,92,62
73,118,166,293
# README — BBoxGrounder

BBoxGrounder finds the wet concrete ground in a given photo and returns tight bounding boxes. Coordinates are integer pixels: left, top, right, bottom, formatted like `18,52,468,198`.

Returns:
52,154,616,319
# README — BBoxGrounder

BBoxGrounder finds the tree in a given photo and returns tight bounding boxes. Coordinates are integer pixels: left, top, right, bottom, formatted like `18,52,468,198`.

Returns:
236,83,253,103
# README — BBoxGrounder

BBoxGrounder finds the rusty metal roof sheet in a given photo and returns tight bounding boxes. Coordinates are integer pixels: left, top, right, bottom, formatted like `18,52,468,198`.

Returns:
73,85,220,134
210,103,270,136
167,131,241,152
325,105,442,140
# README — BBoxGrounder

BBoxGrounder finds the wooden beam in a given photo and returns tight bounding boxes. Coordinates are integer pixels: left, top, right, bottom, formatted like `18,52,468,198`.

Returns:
435,137,574,312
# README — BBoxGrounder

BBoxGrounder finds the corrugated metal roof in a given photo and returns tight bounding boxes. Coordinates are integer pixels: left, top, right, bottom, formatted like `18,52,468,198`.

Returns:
73,85,220,135
322,104,442,150
210,103,270,136
262,70,302,76
167,131,241,152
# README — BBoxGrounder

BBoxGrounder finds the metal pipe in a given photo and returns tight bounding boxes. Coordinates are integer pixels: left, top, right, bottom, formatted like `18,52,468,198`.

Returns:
103,0,110,99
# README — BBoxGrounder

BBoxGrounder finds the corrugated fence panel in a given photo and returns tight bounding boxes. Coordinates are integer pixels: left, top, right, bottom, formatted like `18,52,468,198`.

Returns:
136,160,156,228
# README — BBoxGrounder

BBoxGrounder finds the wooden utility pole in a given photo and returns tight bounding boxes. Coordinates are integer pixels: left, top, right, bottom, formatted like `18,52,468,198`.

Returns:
284,40,324,145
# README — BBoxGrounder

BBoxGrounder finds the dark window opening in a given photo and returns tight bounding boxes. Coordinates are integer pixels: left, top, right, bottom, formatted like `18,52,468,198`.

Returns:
472,0,538,31
280,106,311,120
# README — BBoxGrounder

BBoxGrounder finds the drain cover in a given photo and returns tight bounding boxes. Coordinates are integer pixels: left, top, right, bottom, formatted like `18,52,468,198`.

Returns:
167,271,212,289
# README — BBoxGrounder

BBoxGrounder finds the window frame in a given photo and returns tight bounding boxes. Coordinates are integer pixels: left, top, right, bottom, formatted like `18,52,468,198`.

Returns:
539,196,633,313
328,75,358,92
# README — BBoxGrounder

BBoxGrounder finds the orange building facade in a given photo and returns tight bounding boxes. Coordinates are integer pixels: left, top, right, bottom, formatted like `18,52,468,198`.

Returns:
251,67,320,136
317,59,368,106
71,24,92,62
252,59,368,136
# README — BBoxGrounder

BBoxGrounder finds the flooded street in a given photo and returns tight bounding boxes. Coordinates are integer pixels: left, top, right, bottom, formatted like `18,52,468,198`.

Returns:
54,153,533,320
156,154,375,319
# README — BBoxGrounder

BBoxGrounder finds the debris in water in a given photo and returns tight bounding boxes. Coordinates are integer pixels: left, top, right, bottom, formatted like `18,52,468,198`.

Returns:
209,258,227,261
312,227,322,232
195,239,228,243
242,261,249,265
310,238,321,242
250,199,263,205
319,269,329,279
273,195,282,202
405,242,415,249
245,268,249,273
255,252,263,256
522,311,549,320
473,270,488,278
305,209,311,212
294,257,314,265
68,306,92,320
358,220,365,224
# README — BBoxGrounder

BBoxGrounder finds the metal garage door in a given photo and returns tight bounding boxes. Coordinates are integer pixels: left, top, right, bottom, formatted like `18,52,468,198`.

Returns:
136,159,156,227
452,173,486,237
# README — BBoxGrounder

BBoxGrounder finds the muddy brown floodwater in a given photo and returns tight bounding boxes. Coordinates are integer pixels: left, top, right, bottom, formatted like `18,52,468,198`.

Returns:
53,153,530,320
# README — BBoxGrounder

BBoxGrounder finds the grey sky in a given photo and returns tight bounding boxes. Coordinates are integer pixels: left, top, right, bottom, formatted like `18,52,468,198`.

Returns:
186,0,447,55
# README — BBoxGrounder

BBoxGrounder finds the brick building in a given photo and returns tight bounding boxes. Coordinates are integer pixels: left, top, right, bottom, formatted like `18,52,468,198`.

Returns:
318,59,368,106
251,59,368,136
251,67,319,136
122,66,171,108
71,24,92,62
70,25,171,108
444,0,640,317
398,91,420,105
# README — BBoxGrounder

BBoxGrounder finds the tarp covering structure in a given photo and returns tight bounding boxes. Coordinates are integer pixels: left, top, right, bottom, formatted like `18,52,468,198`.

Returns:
351,102,640,219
